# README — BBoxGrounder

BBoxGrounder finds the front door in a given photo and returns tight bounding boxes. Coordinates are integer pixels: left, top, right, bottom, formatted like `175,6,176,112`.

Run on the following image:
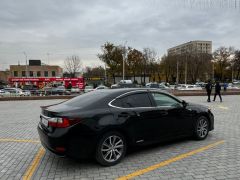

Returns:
149,92,193,140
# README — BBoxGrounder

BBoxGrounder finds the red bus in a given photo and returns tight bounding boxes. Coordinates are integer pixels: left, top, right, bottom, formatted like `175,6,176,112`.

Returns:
9,77,85,90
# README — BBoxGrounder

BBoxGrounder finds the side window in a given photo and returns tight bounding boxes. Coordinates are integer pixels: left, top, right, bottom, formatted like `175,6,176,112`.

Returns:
151,93,182,107
111,93,152,108
111,98,122,107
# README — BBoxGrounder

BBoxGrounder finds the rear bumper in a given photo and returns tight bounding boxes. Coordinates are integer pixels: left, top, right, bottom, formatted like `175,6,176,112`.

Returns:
37,124,96,159
37,124,66,156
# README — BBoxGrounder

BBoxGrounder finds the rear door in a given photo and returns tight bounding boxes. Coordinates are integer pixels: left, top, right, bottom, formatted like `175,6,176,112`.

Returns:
110,91,160,144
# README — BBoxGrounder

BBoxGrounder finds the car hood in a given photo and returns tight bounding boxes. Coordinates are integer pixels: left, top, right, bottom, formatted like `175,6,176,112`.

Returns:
186,102,209,111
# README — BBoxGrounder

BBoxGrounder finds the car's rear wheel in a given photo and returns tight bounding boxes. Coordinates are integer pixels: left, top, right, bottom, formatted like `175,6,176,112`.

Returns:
95,131,126,166
194,116,209,140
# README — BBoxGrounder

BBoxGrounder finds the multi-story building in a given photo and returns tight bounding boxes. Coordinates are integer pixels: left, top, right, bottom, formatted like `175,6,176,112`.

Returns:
10,60,63,78
167,40,212,55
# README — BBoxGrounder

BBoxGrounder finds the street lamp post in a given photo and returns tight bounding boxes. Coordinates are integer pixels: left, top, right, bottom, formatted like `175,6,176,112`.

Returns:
104,63,107,85
184,53,188,84
176,58,179,84
123,41,127,81
23,52,28,77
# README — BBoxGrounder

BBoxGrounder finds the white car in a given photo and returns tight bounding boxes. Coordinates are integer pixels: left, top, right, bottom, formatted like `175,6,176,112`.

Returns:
0,89,11,97
84,86,94,93
95,86,109,90
22,90,31,96
227,84,240,90
71,87,81,93
178,84,203,91
4,88,25,96
119,80,133,84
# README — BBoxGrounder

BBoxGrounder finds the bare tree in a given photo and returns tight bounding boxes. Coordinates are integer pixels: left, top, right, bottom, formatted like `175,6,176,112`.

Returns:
64,55,83,78
233,50,240,79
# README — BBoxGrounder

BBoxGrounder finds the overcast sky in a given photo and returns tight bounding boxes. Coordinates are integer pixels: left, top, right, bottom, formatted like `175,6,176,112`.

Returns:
0,0,240,70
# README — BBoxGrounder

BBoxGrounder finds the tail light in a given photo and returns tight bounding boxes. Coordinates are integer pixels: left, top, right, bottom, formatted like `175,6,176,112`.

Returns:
48,117,81,128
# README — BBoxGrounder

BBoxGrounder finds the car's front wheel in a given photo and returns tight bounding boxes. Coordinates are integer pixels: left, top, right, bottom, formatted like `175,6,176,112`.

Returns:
95,131,126,166
194,116,209,140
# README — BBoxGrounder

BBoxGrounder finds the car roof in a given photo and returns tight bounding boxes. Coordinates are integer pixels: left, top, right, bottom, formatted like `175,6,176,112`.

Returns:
97,88,170,97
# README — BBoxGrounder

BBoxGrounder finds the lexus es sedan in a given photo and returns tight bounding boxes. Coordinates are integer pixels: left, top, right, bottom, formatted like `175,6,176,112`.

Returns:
38,88,214,166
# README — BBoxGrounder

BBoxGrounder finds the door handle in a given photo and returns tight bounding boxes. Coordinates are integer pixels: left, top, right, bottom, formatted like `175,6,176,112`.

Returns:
134,112,141,117
160,110,168,116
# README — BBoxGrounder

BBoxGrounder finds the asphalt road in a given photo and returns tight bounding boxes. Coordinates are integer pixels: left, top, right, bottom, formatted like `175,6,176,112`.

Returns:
0,95,239,180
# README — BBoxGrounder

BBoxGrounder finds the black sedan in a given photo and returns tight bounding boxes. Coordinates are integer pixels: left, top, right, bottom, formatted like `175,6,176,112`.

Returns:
38,88,214,166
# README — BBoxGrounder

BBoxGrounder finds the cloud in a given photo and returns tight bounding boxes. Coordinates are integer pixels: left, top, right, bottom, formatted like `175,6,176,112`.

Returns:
0,0,239,70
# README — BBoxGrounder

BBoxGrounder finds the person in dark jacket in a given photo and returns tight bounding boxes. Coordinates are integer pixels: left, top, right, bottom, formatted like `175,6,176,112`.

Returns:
213,82,222,102
205,80,212,102
67,82,72,90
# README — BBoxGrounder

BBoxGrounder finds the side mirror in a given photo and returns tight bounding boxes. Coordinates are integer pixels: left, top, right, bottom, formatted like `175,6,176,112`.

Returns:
182,100,188,108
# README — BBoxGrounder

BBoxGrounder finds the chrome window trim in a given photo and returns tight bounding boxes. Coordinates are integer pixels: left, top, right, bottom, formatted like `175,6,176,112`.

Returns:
108,89,180,110
108,90,153,109
108,90,172,110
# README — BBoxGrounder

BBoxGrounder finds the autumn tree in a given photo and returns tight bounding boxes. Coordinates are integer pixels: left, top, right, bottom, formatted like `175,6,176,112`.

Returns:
84,66,105,77
233,50,240,79
188,53,212,82
127,48,144,83
98,42,125,84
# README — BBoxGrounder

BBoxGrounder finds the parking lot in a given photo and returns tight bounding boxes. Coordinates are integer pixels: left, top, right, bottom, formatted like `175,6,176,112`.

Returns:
0,95,240,180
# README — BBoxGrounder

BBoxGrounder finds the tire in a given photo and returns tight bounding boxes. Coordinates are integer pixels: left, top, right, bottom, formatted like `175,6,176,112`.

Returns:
95,131,126,166
194,116,209,140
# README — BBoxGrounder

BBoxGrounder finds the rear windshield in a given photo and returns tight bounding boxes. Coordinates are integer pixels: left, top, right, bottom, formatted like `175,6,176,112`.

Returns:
63,90,110,107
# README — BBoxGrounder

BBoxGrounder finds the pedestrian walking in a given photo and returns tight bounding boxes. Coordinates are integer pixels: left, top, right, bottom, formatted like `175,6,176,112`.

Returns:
213,82,222,102
67,82,72,90
223,82,227,91
205,80,212,102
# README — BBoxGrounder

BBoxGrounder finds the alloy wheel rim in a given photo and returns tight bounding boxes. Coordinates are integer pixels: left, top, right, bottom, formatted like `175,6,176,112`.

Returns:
101,135,124,163
197,118,208,138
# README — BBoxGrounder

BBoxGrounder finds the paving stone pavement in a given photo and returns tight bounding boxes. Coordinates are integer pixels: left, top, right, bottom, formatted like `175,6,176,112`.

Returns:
0,95,239,180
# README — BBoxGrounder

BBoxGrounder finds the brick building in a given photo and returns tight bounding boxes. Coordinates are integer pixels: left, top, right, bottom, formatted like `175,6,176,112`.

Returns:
10,60,63,78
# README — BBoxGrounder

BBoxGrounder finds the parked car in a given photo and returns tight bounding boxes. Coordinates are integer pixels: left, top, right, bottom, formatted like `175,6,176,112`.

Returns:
177,84,202,91
52,86,71,95
38,88,214,166
195,82,207,87
145,83,170,91
84,85,94,93
23,85,38,94
145,82,160,88
4,88,25,96
22,90,31,96
0,89,11,97
111,82,136,89
95,85,109,90
71,87,81,93
226,83,240,90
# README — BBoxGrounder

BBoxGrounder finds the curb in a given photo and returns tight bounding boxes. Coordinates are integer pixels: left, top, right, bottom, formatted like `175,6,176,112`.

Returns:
0,91,239,101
